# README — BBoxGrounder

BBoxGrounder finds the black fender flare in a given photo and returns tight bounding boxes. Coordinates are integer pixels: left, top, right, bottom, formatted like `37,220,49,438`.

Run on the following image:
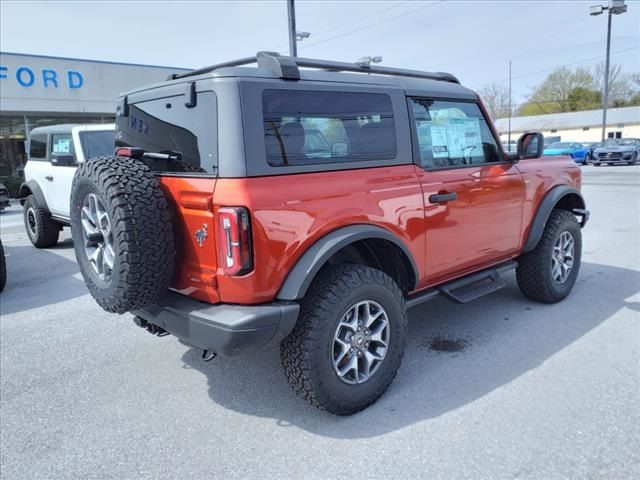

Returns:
18,180,49,212
523,186,585,253
276,225,419,301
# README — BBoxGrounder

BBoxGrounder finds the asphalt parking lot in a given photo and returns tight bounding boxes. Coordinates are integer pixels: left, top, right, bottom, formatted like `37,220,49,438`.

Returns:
1,165,639,480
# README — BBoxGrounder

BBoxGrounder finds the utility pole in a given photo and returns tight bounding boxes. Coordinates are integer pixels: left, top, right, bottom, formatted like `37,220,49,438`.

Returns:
508,60,512,150
287,0,297,57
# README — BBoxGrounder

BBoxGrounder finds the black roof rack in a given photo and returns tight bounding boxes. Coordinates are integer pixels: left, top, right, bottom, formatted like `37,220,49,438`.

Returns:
169,51,460,84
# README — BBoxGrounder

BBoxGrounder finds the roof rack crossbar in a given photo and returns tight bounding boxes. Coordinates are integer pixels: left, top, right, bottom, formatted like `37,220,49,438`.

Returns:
168,51,460,84
169,56,257,80
290,55,459,84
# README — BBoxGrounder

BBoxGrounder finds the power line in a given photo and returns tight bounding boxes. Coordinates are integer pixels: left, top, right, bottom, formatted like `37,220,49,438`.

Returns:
269,1,412,51
299,0,448,50
472,44,640,89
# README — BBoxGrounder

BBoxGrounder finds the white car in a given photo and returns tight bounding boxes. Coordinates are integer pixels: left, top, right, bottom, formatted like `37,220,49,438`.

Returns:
19,124,115,247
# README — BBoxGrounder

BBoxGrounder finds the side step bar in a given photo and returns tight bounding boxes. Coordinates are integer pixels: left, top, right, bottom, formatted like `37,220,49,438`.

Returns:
406,261,517,309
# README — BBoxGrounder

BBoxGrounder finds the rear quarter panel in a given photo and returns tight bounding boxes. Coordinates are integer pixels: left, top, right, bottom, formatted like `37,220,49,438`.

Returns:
213,165,426,304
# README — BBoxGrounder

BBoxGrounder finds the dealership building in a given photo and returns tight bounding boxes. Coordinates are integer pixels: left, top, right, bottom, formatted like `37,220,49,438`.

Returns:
494,106,640,144
0,52,189,180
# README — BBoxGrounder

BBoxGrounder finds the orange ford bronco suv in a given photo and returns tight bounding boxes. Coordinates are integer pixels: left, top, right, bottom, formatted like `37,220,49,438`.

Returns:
70,52,589,415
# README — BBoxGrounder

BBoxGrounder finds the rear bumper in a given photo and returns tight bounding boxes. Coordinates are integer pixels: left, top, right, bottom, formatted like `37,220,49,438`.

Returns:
132,291,300,357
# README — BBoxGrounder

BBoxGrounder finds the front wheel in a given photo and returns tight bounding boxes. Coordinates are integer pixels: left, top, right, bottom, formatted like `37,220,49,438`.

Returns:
281,264,408,415
517,209,581,303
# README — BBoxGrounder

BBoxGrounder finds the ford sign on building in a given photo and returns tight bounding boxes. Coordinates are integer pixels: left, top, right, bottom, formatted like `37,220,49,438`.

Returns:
0,52,188,185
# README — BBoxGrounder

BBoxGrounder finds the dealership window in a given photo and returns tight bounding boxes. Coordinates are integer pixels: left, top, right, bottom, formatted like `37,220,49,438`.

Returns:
0,114,113,186
262,89,396,166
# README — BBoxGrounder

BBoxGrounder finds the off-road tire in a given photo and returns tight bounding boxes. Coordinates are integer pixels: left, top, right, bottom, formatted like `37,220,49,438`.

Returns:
281,263,408,415
70,156,175,313
517,209,581,304
23,195,60,248
0,239,6,292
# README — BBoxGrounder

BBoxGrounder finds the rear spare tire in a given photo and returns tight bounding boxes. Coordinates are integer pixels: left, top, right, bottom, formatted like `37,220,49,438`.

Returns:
70,156,175,313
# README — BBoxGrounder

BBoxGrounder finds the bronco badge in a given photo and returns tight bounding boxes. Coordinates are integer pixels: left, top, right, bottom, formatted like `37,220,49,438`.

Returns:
195,224,208,247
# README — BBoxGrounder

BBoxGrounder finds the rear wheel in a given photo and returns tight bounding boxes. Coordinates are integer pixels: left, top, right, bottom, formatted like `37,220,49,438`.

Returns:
594,162,601,166
281,264,408,415
70,156,175,313
517,209,581,303
23,195,60,248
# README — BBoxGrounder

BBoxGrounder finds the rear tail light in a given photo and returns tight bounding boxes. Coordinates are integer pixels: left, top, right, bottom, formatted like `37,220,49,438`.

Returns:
217,207,253,276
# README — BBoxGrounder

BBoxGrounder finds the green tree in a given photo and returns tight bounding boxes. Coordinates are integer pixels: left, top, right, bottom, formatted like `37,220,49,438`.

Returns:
566,87,602,111
518,66,596,115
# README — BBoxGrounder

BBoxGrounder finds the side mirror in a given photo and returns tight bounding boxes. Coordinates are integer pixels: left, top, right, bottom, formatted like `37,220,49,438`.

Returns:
517,131,544,160
51,154,76,167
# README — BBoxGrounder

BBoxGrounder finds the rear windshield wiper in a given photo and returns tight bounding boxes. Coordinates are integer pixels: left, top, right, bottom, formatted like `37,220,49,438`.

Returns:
115,147,182,161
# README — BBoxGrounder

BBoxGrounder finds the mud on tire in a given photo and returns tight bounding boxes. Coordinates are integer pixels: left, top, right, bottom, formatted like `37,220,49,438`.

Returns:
281,263,408,415
70,156,175,313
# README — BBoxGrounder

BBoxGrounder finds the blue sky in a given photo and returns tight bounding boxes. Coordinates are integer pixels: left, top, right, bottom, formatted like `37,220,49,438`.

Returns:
1,0,639,103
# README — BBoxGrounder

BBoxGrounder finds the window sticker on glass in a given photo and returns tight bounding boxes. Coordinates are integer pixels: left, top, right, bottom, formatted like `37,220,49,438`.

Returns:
443,118,483,158
431,126,449,158
53,138,71,153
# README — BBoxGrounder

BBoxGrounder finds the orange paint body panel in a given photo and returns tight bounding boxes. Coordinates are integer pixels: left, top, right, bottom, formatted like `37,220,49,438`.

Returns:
213,165,426,304
157,156,580,306
156,176,219,304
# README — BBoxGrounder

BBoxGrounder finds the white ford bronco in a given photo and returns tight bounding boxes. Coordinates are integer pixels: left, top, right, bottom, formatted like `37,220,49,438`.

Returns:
19,124,115,247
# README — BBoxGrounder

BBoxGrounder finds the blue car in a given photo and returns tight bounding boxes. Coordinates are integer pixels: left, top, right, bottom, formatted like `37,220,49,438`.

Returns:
542,141,590,165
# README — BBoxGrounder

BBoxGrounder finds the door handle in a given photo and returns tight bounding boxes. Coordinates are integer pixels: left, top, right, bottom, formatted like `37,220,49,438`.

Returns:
429,192,457,203
45,175,54,181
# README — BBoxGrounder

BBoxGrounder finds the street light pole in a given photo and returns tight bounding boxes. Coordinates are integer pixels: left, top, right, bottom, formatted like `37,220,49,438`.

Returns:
590,0,628,142
287,0,297,57
601,9,612,142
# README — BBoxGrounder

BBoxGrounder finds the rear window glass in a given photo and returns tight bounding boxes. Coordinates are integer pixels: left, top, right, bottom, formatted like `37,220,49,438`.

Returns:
29,133,47,159
115,91,217,175
262,89,396,166
79,130,115,160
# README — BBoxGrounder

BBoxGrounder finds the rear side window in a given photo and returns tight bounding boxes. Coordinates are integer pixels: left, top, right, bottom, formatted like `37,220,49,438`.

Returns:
29,134,47,160
51,133,76,162
262,90,396,166
410,98,501,168
115,91,217,175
